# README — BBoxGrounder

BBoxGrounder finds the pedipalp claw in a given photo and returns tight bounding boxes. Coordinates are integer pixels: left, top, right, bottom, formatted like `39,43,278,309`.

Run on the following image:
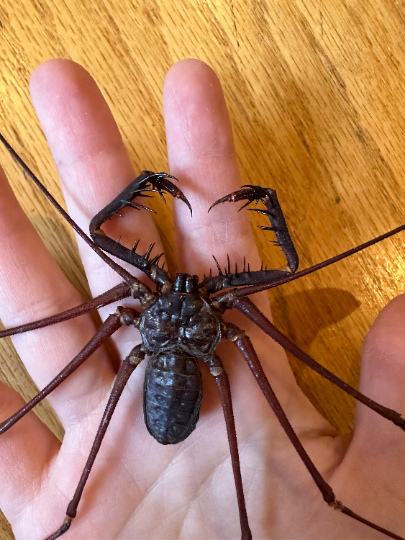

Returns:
153,172,178,181
151,176,192,215
240,185,275,201
208,194,235,212
208,184,299,273
208,185,274,213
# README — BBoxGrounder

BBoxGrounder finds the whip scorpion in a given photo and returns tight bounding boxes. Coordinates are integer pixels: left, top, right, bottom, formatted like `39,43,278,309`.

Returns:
0,130,404,540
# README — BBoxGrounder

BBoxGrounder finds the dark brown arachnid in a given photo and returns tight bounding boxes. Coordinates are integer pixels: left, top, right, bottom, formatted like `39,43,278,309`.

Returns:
0,133,404,540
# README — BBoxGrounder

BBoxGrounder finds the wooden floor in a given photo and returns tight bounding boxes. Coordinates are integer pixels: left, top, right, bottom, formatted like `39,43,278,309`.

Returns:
1,0,405,538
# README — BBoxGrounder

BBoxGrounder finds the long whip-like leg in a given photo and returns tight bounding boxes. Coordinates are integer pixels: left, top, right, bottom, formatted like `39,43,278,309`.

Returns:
209,355,252,540
44,344,146,540
0,133,151,293
226,325,404,540
0,308,139,435
0,282,131,339
233,297,405,430
229,220,405,298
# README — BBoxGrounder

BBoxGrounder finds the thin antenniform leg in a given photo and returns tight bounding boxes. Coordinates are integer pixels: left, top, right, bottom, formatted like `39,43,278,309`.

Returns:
0,132,156,297
208,354,252,540
233,297,405,430
0,282,131,339
227,221,405,298
44,344,147,540
225,324,405,540
0,308,140,436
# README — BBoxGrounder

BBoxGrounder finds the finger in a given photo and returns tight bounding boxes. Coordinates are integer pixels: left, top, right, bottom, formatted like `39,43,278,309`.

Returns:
0,166,113,424
164,59,258,276
163,59,326,431
0,381,60,526
350,294,405,455
29,59,163,362
333,295,405,531
29,60,164,299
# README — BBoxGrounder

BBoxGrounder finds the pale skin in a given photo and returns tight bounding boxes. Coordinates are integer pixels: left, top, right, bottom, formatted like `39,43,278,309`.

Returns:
0,58,404,540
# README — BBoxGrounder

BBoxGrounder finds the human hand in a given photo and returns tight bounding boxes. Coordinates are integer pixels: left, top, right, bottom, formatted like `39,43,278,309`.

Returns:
0,58,403,540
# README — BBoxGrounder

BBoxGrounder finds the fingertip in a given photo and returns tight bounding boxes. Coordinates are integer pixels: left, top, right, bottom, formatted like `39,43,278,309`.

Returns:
164,58,221,99
30,58,88,88
163,58,234,158
30,59,96,117
29,59,123,167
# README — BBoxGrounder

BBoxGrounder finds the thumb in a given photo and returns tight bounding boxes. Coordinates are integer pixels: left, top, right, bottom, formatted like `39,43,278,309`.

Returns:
336,294,405,532
355,294,405,447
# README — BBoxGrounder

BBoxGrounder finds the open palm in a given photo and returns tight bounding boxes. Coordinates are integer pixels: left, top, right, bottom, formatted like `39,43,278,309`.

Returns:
0,58,404,540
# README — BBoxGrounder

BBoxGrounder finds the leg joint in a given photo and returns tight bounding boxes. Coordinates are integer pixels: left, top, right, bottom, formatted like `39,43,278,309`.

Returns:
127,344,147,366
116,307,141,327
225,323,245,342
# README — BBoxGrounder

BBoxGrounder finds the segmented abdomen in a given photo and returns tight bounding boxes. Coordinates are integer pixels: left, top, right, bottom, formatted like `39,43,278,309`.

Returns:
143,351,202,445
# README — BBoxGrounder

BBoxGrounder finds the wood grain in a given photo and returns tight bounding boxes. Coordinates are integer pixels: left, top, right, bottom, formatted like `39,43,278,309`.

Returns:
0,0,405,537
